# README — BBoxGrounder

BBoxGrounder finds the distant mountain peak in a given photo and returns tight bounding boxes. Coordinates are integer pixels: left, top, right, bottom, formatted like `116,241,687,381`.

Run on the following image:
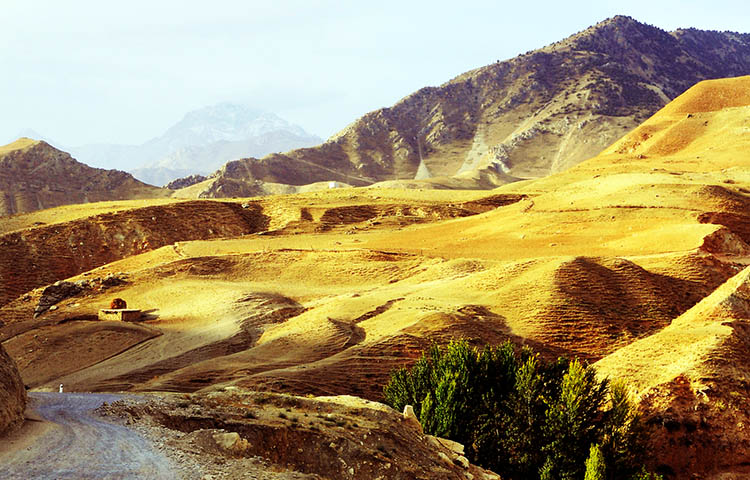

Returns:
8,129,62,149
69,103,322,184
179,103,265,124
559,14,670,53
161,103,310,146
599,14,639,26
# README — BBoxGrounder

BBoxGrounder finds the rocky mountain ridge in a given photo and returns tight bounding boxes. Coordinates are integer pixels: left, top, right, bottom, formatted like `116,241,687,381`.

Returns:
0,139,168,216
183,16,750,198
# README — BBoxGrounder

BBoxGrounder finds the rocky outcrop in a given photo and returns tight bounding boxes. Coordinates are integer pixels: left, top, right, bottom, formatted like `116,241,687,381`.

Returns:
165,174,207,190
33,281,87,317
0,343,26,436
189,16,750,197
0,139,169,216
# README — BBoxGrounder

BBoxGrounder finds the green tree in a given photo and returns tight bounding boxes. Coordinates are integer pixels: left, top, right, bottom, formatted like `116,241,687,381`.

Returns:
420,340,480,441
542,359,608,480
384,340,488,447
601,381,645,478
584,444,607,480
383,340,652,480
493,354,548,477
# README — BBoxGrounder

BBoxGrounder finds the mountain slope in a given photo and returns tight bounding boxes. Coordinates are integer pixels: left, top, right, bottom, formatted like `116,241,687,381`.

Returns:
189,16,750,197
0,139,168,216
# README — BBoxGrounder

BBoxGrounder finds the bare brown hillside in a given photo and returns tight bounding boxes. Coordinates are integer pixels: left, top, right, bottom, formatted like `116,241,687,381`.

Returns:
595,266,750,478
0,343,25,436
0,200,269,307
182,16,750,197
0,190,520,309
0,139,169,216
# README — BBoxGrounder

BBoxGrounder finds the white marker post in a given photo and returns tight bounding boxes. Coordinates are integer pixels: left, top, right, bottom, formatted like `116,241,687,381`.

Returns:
59,384,63,393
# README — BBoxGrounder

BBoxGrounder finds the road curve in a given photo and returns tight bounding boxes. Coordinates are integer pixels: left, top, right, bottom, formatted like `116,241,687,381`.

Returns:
0,392,175,479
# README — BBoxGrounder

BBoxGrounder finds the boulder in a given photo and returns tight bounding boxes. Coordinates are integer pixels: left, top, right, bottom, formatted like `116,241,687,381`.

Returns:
184,429,251,456
402,405,422,433
436,437,465,456
101,273,126,288
33,281,85,317
0,343,26,436
109,298,127,309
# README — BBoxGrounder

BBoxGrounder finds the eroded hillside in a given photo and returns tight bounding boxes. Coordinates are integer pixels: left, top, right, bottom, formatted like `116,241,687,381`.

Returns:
0,200,270,306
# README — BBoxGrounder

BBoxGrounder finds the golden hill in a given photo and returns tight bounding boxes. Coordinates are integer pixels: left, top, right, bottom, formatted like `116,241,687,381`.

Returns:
0,139,169,216
595,265,750,478
3,76,750,477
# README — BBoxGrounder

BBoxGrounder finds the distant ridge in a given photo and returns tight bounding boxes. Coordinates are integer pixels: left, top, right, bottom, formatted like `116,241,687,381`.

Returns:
70,103,322,186
185,16,750,197
0,139,168,216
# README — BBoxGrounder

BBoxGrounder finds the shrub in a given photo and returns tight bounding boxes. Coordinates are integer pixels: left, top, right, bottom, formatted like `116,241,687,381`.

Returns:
584,444,606,480
383,340,655,480
629,466,664,480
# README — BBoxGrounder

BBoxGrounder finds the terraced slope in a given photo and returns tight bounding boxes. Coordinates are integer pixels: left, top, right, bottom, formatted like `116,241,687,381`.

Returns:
0,200,269,307
595,266,750,478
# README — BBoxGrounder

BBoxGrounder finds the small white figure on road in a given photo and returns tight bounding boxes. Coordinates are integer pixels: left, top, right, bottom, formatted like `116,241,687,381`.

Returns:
59,384,63,393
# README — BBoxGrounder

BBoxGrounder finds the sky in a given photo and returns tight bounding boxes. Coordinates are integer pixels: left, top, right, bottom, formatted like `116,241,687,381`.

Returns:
1,0,748,147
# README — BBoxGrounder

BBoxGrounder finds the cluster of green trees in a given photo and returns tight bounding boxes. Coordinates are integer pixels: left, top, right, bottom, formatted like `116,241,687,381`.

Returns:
383,340,661,480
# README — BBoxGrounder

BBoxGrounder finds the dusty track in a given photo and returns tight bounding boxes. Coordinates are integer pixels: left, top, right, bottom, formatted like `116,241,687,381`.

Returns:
0,392,174,479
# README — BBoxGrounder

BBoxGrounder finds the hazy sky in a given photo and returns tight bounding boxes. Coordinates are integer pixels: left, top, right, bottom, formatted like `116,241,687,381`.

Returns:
2,0,748,146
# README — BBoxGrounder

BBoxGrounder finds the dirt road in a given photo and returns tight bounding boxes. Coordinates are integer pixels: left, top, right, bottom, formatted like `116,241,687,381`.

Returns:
0,392,175,479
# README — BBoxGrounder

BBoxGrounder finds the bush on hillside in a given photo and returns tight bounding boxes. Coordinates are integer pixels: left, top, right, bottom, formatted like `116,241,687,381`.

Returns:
383,340,659,480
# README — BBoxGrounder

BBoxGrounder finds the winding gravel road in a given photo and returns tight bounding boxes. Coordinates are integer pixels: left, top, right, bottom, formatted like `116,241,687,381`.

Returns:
0,392,176,479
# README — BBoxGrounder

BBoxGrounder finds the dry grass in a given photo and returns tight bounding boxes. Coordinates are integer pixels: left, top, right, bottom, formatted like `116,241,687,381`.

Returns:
4,76,750,478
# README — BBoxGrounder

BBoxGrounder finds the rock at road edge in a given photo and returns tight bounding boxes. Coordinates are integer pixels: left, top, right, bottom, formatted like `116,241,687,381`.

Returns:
0,343,26,436
403,405,423,433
